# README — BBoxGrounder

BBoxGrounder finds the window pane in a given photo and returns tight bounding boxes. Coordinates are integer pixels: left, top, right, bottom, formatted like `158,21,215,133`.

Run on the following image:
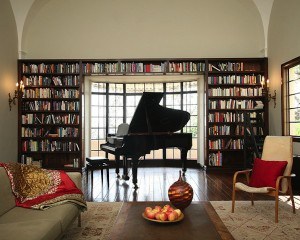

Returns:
289,79,300,95
154,83,164,92
91,118,99,128
289,94,300,109
91,129,99,139
289,108,300,122
183,81,198,91
91,106,99,117
126,84,135,93
290,122,300,135
91,95,99,105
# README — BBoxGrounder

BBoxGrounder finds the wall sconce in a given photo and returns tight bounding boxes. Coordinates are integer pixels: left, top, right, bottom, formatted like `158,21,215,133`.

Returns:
260,77,277,108
8,80,24,111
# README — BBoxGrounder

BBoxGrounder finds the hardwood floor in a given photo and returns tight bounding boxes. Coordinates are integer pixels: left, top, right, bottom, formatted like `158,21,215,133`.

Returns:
83,167,272,202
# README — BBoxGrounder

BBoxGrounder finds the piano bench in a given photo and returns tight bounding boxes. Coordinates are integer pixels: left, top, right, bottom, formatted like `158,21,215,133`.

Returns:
86,157,110,187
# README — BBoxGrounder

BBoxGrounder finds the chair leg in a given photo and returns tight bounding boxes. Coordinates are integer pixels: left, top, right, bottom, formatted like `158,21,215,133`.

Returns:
232,187,236,213
251,193,254,206
275,193,279,223
288,179,296,214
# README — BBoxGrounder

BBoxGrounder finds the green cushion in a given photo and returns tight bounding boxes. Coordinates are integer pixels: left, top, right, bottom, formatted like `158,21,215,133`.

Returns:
0,220,61,240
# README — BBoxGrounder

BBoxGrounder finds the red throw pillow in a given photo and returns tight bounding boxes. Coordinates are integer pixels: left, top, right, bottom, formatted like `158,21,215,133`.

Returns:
249,158,287,188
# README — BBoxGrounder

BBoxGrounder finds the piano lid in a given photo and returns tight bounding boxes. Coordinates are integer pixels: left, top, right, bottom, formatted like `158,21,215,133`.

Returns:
128,92,190,134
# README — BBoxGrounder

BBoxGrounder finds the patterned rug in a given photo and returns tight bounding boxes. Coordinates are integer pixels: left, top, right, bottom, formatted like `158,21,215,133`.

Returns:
211,200,300,240
62,202,122,240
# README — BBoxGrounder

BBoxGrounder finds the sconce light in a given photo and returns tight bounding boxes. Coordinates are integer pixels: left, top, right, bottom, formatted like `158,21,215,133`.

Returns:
260,77,277,108
8,80,24,111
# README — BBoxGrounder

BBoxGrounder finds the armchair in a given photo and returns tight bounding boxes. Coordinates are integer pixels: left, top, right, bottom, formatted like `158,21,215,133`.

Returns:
232,136,296,223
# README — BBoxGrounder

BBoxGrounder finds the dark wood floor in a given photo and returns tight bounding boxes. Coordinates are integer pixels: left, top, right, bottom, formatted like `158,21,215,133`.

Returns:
83,167,273,202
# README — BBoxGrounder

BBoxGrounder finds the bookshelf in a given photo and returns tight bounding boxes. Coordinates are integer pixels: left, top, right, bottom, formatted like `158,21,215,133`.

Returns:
17,57,268,173
18,60,82,171
206,58,268,170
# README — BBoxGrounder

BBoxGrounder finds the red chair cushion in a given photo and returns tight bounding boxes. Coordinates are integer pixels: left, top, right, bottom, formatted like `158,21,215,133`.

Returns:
249,158,288,188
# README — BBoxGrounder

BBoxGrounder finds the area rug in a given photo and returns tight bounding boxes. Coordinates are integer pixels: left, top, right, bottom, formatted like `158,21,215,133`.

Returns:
211,200,300,240
62,202,122,240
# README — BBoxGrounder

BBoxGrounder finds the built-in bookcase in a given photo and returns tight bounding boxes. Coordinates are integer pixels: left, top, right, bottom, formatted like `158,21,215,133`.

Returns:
17,58,268,172
18,60,83,171
206,58,268,170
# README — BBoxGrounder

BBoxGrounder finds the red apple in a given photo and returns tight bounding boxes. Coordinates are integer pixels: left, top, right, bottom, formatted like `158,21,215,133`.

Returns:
162,204,171,212
154,205,162,212
145,210,156,219
144,207,152,214
168,211,179,221
159,212,168,221
174,209,182,217
155,212,161,220
165,210,173,217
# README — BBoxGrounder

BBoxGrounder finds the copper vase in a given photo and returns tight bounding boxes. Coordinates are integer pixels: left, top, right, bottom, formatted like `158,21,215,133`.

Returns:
168,170,193,210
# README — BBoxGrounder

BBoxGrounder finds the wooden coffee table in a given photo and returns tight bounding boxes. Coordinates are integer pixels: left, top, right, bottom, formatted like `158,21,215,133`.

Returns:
109,201,233,240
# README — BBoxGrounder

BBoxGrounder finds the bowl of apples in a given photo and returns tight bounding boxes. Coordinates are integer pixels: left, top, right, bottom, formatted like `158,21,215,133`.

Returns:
142,204,184,223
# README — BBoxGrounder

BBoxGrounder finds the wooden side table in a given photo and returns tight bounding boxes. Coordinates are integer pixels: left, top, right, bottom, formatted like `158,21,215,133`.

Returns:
86,157,110,187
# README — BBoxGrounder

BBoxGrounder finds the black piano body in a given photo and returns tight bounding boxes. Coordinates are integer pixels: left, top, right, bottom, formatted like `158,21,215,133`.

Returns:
100,92,192,188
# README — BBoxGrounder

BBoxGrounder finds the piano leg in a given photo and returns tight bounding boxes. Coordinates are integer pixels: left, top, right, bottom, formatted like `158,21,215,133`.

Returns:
132,156,139,189
122,157,130,180
181,148,188,176
115,154,120,178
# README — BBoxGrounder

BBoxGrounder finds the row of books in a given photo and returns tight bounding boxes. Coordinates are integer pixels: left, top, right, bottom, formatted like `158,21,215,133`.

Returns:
22,101,80,111
23,89,79,99
21,127,79,138
22,75,80,87
208,152,222,166
208,62,244,72
208,125,247,136
208,139,243,150
208,75,263,85
22,63,80,74
208,112,245,123
83,61,206,74
208,87,263,97
120,62,165,73
168,62,205,72
22,140,80,152
208,125,231,135
22,113,79,125
209,99,255,109
20,155,42,167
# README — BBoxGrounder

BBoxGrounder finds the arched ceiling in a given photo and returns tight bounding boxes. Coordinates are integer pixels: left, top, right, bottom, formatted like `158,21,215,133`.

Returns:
9,0,274,58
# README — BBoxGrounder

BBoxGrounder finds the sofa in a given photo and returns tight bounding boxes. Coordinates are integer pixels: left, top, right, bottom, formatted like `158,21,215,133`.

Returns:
0,166,83,240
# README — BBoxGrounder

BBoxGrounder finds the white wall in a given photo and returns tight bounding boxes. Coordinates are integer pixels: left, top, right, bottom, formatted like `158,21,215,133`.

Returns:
268,0,300,154
0,0,19,162
22,0,265,59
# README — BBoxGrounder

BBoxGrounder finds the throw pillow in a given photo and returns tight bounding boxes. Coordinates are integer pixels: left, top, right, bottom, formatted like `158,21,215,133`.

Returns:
249,158,287,188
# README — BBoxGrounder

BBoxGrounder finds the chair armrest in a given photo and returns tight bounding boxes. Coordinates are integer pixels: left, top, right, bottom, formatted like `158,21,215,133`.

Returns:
67,172,82,190
233,169,252,185
275,174,295,192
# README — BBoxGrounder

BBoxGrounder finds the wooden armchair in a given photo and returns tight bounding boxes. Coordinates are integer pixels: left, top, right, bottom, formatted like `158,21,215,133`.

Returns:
232,136,296,223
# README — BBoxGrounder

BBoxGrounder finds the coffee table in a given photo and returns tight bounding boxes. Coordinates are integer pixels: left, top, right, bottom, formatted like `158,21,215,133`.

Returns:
109,201,233,240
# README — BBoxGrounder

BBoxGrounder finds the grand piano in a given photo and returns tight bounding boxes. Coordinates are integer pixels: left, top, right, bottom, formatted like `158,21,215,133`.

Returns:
100,92,192,188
